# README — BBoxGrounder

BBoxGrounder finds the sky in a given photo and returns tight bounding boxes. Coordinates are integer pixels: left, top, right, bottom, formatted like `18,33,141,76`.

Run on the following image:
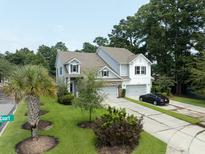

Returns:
0,0,149,53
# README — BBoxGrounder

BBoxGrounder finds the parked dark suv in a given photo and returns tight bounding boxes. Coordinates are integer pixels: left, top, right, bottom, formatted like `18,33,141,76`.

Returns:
139,93,169,106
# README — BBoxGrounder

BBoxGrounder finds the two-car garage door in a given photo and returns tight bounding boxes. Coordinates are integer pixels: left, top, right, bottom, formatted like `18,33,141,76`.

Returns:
126,85,147,97
100,85,147,98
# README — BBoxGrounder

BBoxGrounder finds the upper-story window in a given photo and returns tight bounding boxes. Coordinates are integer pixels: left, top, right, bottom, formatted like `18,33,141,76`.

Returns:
70,64,79,73
141,66,146,75
135,66,146,75
60,67,62,75
135,66,140,74
102,70,109,77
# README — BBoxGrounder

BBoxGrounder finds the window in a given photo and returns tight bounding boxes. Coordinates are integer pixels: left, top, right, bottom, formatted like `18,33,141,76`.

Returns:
56,68,58,76
60,67,62,75
141,66,146,75
70,64,79,73
102,70,109,77
135,66,146,75
135,66,140,74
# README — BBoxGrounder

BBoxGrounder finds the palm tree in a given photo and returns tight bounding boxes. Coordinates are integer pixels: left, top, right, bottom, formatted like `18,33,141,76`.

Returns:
3,65,56,137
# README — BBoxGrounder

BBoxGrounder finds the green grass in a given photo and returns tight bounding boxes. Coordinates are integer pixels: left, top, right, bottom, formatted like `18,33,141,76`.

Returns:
0,96,166,154
172,96,205,108
126,97,201,125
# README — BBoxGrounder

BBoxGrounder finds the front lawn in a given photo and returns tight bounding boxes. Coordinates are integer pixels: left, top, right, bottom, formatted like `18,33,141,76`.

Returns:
172,96,205,108
0,96,166,154
126,97,201,125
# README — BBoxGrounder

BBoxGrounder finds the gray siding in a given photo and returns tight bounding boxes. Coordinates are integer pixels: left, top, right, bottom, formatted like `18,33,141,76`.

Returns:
97,49,120,74
97,68,119,79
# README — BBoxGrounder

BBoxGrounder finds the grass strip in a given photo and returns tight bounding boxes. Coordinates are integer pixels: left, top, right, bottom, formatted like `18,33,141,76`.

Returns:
126,97,201,125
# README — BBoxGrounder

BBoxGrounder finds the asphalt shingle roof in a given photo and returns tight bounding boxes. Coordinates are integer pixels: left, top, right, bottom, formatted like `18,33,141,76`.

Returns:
100,46,138,64
57,51,107,73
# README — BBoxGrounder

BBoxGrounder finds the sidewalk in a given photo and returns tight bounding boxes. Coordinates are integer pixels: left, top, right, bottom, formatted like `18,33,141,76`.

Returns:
103,97,205,154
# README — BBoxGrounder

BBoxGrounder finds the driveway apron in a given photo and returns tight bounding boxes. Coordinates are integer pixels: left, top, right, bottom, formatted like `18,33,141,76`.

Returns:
103,97,205,154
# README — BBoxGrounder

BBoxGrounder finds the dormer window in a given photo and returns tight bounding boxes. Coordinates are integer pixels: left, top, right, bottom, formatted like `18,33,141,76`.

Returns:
70,64,79,73
102,70,109,77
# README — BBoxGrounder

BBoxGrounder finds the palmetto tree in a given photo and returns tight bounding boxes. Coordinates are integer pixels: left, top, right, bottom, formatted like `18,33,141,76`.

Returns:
3,65,56,137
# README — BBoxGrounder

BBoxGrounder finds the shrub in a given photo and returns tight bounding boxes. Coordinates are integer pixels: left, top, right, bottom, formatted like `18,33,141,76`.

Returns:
94,107,143,148
58,93,74,105
57,80,68,97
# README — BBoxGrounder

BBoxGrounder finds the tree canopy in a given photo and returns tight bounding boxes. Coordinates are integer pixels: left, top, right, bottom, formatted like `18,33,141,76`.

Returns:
2,42,68,76
80,42,97,53
93,37,109,46
0,58,15,82
108,0,205,95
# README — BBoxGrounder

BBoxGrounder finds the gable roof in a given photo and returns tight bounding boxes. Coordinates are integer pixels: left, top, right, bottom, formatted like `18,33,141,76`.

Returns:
98,66,122,79
129,53,152,64
100,46,138,64
57,51,112,73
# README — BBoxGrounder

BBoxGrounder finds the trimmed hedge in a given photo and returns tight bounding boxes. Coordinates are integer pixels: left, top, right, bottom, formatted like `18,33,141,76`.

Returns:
58,93,74,105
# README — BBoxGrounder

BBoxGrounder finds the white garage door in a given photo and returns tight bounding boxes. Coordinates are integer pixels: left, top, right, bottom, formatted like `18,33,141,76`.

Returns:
126,85,147,97
100,86,118,97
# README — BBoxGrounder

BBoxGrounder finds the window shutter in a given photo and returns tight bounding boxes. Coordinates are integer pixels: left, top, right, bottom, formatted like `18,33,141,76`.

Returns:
76,65,78,72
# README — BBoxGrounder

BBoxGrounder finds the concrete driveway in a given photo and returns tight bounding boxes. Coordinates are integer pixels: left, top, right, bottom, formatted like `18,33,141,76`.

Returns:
130,96,205,125
103,97,205,154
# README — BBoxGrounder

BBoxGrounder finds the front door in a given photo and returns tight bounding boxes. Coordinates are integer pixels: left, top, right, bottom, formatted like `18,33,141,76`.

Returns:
70,81,74,94
70,81,77,96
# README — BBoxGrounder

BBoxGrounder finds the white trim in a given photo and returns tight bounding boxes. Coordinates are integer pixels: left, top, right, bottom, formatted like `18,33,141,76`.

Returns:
65,58,81,64
102,69,109,77
129,54,152,64
96,79,123,82
70,64,80,74
98,66,122,79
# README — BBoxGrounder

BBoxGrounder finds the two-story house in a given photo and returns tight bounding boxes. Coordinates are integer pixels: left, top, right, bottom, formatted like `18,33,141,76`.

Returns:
55,46,152,98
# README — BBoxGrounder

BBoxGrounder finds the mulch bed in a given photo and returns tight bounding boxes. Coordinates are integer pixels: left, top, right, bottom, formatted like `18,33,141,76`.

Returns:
22,120,53,130
98,146,132,154
25,110,49,116
16,136,58,154
77,121,96,129
78,121,134,154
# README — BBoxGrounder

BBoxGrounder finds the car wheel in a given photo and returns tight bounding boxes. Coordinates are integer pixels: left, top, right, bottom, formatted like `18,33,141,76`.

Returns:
139,97,143,101
153,101,157,105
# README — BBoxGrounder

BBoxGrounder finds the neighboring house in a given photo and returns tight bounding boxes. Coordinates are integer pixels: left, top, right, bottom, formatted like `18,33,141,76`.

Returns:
55,46,152,98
